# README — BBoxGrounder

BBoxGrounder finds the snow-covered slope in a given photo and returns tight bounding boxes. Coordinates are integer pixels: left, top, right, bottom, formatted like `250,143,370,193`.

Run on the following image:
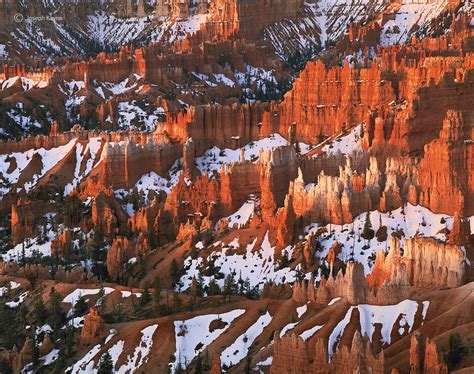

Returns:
264,0,390,58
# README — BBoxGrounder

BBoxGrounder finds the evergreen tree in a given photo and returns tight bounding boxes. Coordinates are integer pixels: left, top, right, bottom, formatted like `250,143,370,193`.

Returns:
48,288,65,336
140,286,151,307
74,296,89,317
0,358,13,374
97,287,106,315
97,352,113,374
32,333,39,367
195,354,203,374
34,296,48,325
223,273,237,301
172,293,182,310
154,276,163,311
170,259,180,284
207,278,220,296
361,212,375,241
114,294,124,323
444,334,468,370
0,303,16,349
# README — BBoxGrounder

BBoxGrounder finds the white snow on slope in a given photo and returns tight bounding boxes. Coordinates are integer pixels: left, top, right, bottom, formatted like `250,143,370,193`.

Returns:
64,138,103,195
279,303,310,337
1,214,57,262
23,139,77,192
280,321,299,337
297,304,308,318
300,324,324,341
0,76,48,91
220,312,273,368
320,124,364,156
265,0,388,58
0,139,76,196
195,133,289,175
5,291,29,308
116,324,158,373
180,232,296,291
66,324,155,374
218,195,258,229
117,101,165,131
0,281,21,297
171,309,245,371
380,0,449,47
328,297,341,306
328,299,423,360
62,287,115,305
87,13,151,48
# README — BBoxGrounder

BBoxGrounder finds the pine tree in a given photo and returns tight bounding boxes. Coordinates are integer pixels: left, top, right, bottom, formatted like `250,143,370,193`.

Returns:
444,333,468,370
115,294,124,323
195,354,203,374
223,273,237,301
207,278,220,296
49,287,65,337
170,259,180,284
74,296,89,317
97,287,106,315
0,303,16,349
154,276,163,311
0,358,13,374
361,212,374,241
172,293,182,311
196,273,204,297
34,296,48,325
32,333,39,367
97,352,113,374
140,286,151,307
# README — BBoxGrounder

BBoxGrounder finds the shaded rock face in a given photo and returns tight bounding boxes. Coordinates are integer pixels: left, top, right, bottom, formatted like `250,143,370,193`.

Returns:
81,308,104,341
271,330,384,374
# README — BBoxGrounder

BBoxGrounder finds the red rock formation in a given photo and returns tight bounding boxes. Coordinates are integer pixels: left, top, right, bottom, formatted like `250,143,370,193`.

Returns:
81,308,104,341
276,194,297,247
270,60,396,144
210,355,222,374
11,198,50,245
417,111,470,216
295,232,468,305
51,229,72,258
409,331,448,374
19,337,33,368
107,237,135,279
369,236,469,290
271,330,384,373
39,334,53,356
183,138,199,180
449,211,471,246
91,190,128,237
